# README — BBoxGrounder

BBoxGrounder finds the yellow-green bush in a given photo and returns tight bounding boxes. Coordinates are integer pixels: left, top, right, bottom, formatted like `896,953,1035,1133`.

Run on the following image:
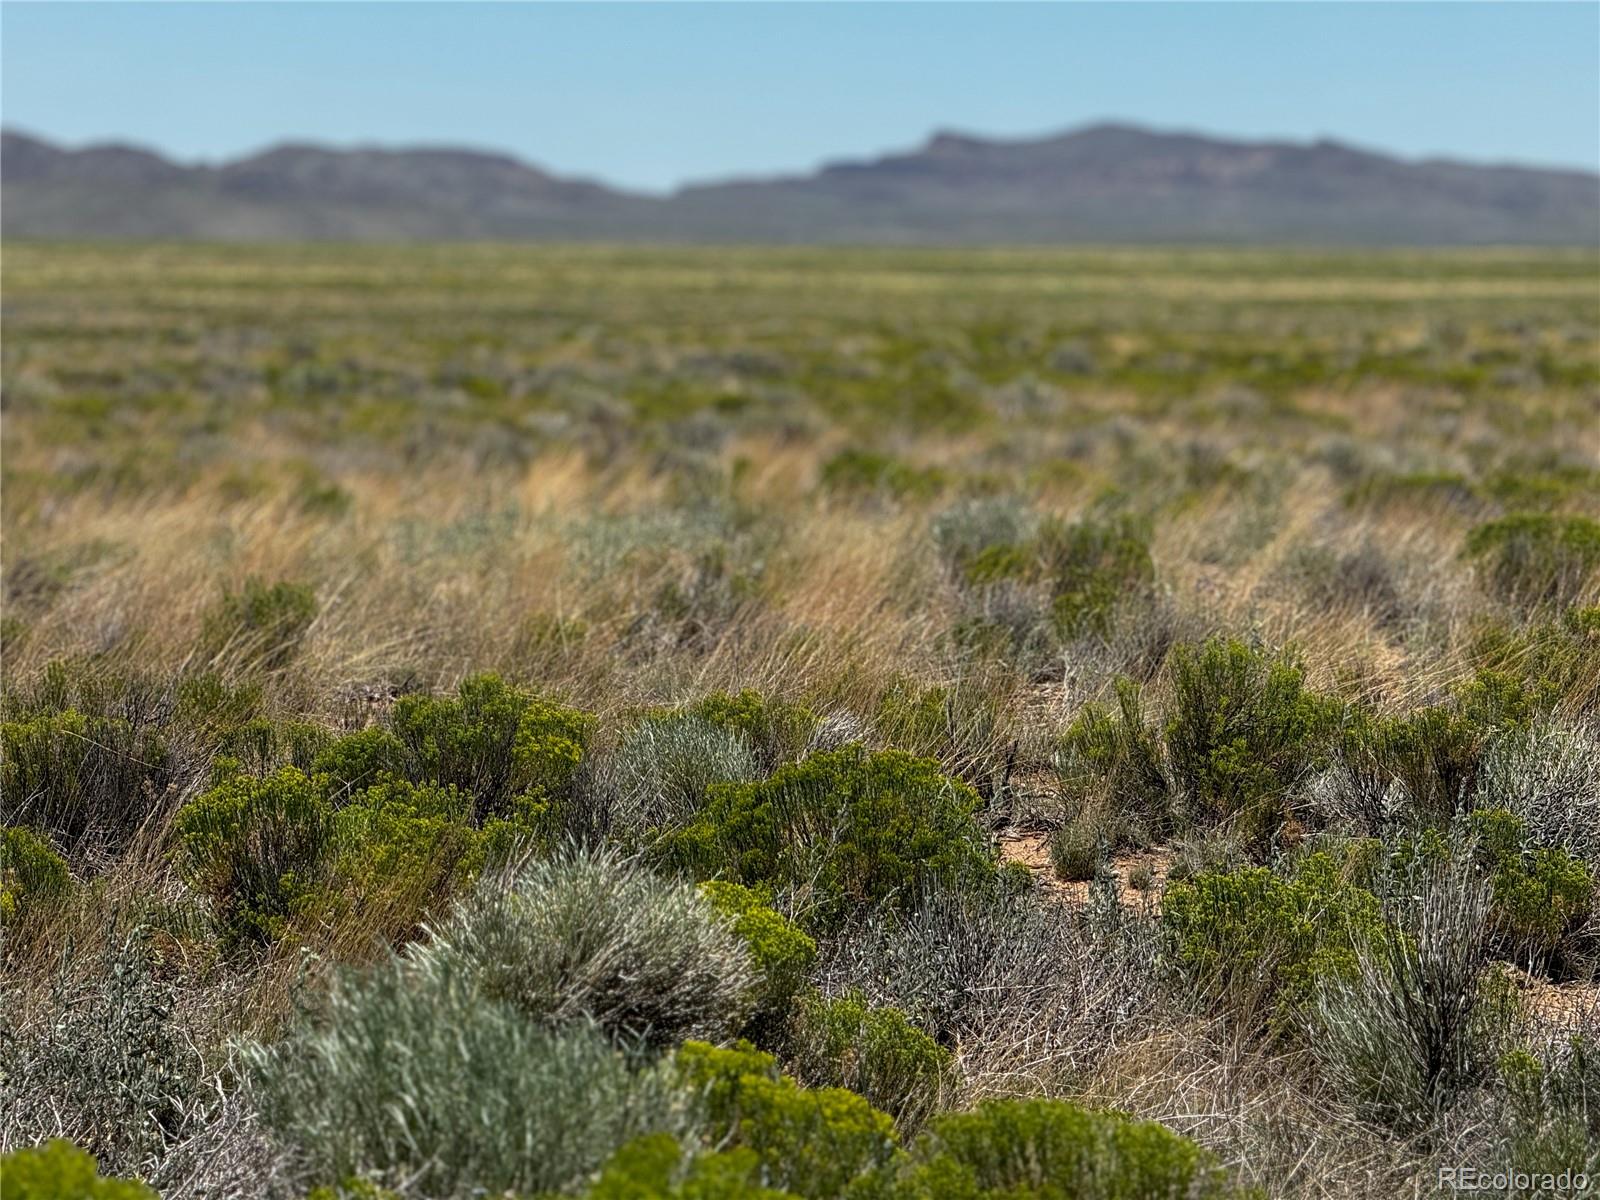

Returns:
700,880,817,1033
663,746,996,930
390,673,592,819
876,1097,1245,1200
820,448,947,503
674,1040,899,1200
1468,808,1594,962
215,716,333,780
0,1140,155,1200
1495,1039,1600,1182
1035,514,1155,638
790,990,953,1130
1164,638,1336,848
1469,604,1600,718
1337,669,1544,829
1055,678,1170,845
0,825,71,922
686,690,819,769
1162,852,1394,1027
175,766,334,948
871,677,1008,789
0,706,169,853
311,726,407,798
585,1134,800,1200
330,778,482,939
1464,513,1600,608
177,763,497,948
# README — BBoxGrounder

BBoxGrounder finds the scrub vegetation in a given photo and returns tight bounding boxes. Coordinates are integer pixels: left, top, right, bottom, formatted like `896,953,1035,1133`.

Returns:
3,244,1598,1198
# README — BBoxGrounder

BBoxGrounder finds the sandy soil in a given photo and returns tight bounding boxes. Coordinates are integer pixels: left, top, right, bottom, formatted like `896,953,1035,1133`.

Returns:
999,829,1173,912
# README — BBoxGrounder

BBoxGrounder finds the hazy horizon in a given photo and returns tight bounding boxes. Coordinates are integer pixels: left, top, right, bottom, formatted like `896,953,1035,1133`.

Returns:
9,114,1600,200
4,2,1597,192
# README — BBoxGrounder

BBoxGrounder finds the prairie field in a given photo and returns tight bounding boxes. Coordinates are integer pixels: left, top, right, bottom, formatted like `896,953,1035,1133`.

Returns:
3,244,1599,1198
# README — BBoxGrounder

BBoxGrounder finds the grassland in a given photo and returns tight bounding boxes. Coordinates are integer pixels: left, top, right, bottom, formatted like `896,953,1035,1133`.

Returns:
2,244,1598,1198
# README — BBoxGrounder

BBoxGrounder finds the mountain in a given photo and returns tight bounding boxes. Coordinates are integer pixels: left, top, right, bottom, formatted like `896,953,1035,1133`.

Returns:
0,130,655,240
5,123,1597,244
665,123,1600,245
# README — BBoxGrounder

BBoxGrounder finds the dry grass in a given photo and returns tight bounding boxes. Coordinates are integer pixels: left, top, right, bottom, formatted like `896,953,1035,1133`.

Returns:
3,243,1598,1197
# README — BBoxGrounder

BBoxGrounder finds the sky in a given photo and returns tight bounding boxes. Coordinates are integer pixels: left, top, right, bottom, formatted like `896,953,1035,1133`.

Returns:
3,3,1597,193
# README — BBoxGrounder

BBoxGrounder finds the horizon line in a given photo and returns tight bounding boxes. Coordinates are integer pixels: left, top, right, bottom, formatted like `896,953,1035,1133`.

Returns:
8,117,1599,199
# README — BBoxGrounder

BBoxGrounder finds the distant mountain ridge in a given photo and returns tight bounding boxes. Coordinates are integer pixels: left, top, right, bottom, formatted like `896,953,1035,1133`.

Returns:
5,122,1597,244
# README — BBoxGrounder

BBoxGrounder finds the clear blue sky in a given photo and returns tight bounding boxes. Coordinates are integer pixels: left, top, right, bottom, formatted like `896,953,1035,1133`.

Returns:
3,2,1596,192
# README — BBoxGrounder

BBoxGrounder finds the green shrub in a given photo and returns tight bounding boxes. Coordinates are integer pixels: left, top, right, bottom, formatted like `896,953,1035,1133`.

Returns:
175,766,333,948
700,880,817,1033
0,706,169,854
674,1040,899,1200
1455,667,1544,733
790,990,953,1131
663,746,996,930
178,754,516,947
390,673,593,819
1469,605,1600,719
249,965,695,1200
820,448,946,502
0,1140,156,1200
474,791,564,870
173,670,264,737
881,1097,1241,1199
0,825,71,922
962,542,1032,585
1048,813,1100,883
1162,852,1393,1027
202,576,317,669
1481,467,1599,512
1336,671,1539,830
1339,705,1482,829
1495,1038,1600,1181
1464,513,1600,607
686,690,819,769
585,1134,800,1200
932,498,1036,584
330,778,481,939
312,726,407,799
215,716,334,779
292,464,353,518
932,505,1153,639
1467,808,1593,963
1035,514,1155,638
1055,678,1170,844
415,847,754,1047
1164,638,1335,847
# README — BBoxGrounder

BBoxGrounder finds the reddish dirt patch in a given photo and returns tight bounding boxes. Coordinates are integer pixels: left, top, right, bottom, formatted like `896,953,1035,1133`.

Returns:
1512,967,1600,1035
999,830,1173,911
